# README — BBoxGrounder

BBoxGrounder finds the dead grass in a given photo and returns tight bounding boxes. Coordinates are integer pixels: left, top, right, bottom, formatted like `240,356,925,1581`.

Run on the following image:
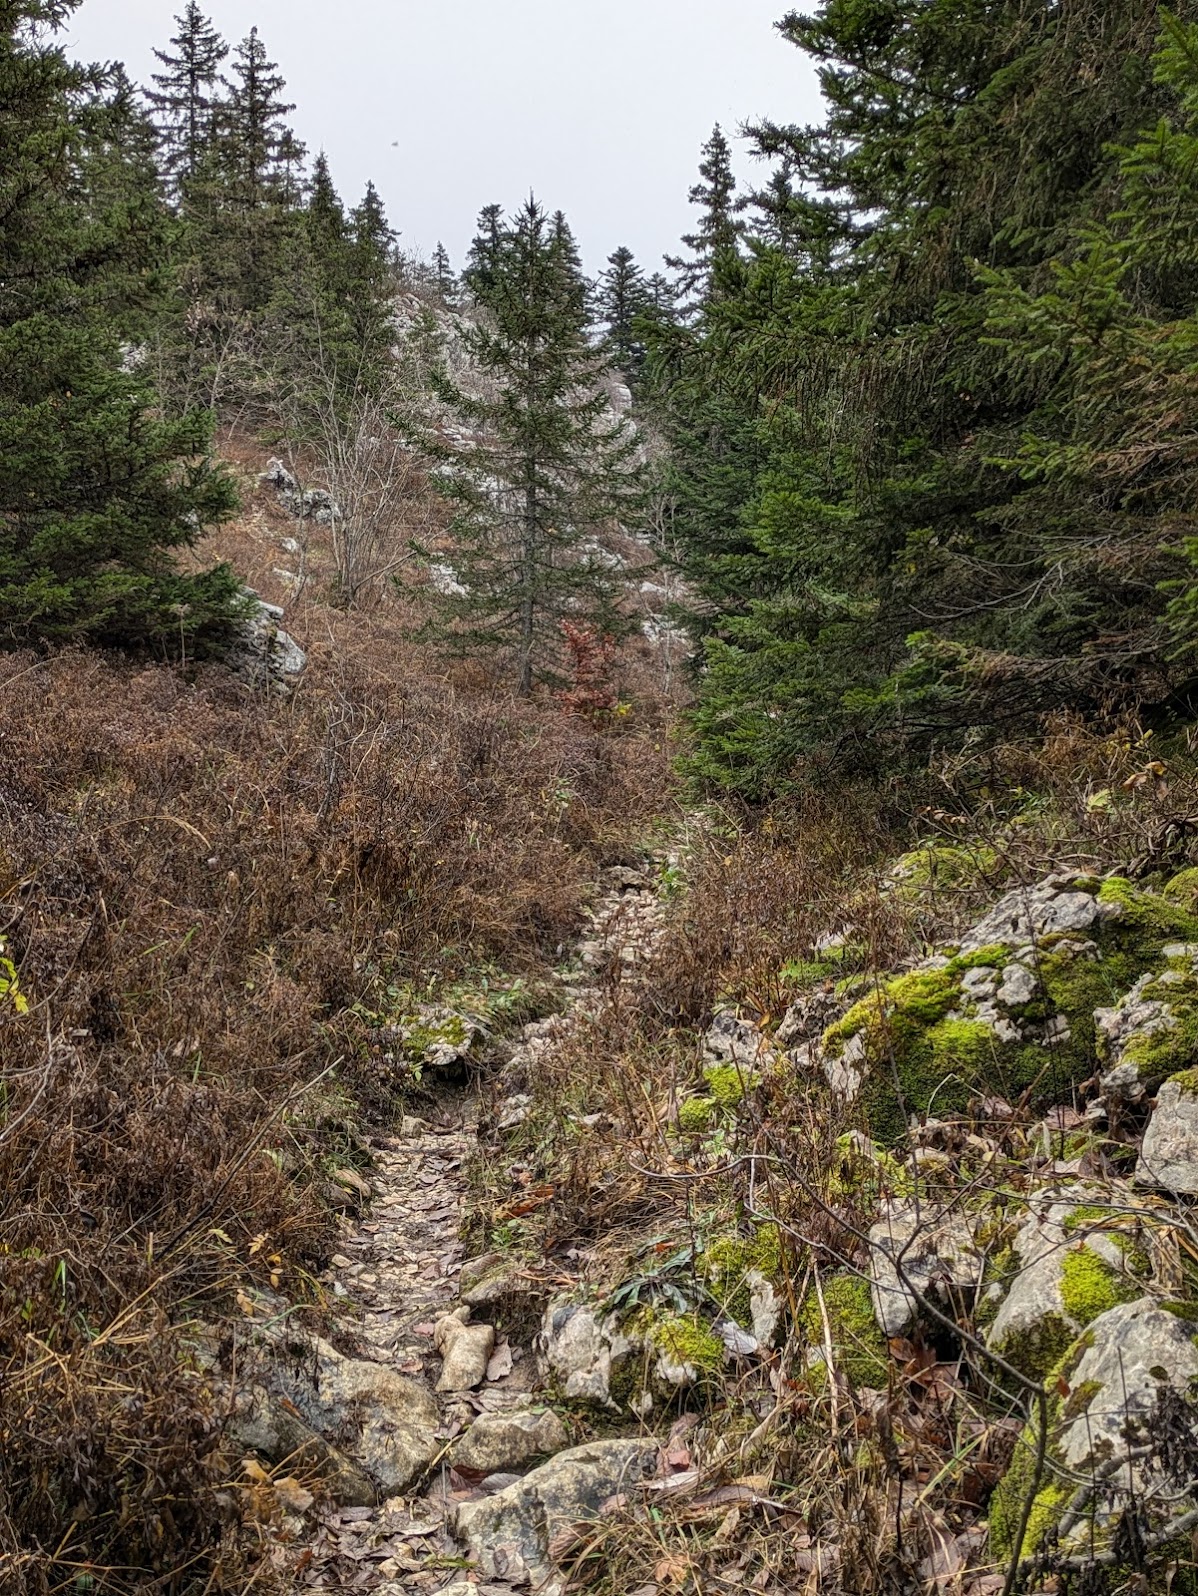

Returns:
0,492,673,1591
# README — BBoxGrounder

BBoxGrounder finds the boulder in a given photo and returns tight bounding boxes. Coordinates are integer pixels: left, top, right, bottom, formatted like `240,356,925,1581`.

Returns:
228,1382,377,1506
231,598,307,693
1137,1072,1198,1193
703,1010,774,1070
230,1334,440,1501
450,1439,656,1585
986,1193,1146,1379
959,873,1115,953
991,1299,1198,1558
868,1204,983,1338
538,1301,639,1409
452,1407,568,1474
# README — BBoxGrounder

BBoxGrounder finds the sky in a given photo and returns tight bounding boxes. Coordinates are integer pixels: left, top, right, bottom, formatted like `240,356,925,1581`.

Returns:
66,0,823,274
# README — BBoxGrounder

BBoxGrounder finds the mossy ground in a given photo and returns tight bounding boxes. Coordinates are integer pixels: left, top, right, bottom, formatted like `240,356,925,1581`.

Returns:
800,1274,888,1389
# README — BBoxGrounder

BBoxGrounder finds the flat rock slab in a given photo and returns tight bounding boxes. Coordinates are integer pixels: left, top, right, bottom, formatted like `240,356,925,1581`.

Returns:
452,1406,569,1474
451,1439,657,1583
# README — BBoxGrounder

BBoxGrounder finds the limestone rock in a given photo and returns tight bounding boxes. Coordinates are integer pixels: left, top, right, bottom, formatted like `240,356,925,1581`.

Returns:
231,598,306,693
451,1439,656,1585
452,1407,568,1474
231,1334,440,1501
538,1301,639,1408
996,1299,1198,1557
986,1194,1144,1378
869,1204,983,1338
960,874,1114,954
703,1009,774,1070
1137,1074,1198,1192
1096,974,1179,1105
228,1383,377,1506
435,1309,495,1391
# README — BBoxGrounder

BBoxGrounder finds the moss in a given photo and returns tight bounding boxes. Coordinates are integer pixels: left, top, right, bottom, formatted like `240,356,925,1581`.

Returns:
677,1096,715,1133
1122,1011,1198,1091
801,1275,888,1389
1162,1299,1198,1322
1169,1066,1198,1096
702,1225,782,1324
993,1312,1076,1384
886,967,960,1024
1164,867,1198,914
651,1313,724,1375
989,1438,1070,1560
1099,875,1198,944
703,1062,755,1107
1059,1247,1138,1326
1060,1377,1103,1423
949,944,1011,972
929,1017,1000,1074
891,843,998,891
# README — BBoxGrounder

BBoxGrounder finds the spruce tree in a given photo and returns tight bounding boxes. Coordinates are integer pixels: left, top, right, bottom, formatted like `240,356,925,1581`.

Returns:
666,125,744,311
432,241,456,302
464,203,504,298
0,0,242,649
146,2,227,191
213,26,304,310
596,246,650,379
420,198,643,695
221,27,298,210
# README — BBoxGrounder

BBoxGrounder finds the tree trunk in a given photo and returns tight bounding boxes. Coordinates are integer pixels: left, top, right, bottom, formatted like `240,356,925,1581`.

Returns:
519,474,536,697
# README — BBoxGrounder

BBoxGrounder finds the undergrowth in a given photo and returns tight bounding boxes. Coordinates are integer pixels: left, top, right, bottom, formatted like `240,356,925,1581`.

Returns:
0,642,670,1592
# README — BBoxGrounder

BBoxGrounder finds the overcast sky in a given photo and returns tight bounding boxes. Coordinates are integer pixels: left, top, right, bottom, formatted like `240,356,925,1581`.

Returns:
66,0,822,274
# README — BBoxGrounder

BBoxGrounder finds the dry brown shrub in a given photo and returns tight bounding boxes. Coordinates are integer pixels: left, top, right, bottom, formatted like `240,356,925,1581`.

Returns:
0,637,670,1590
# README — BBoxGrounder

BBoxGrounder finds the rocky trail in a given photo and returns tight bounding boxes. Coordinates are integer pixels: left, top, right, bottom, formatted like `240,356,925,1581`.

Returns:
259,863,669,1596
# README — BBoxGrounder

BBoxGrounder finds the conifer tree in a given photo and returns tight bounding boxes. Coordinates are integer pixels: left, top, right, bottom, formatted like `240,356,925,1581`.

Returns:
666,125,743,311
0,0,242,649
596,246,650,379
146,2,227,190
221,27,298,210
210,26,304,310
420,198,643,695
432,241,456,302
464,203,505,298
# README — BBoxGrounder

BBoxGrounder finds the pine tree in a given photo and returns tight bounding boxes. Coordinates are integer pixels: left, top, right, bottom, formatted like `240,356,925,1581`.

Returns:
666,125,744,311
419,198,643,695
596,246,649,379
0,0,242,649
146,2,227,191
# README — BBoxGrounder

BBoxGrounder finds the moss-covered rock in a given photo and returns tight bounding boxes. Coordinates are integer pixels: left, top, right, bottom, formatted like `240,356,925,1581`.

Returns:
801,1275,889,1389
650,1313,725,1385
819,873,1198,1143
1163,866,1198,914
986,1192,1156,1380
890,842,998,893
990,1299,1198,1563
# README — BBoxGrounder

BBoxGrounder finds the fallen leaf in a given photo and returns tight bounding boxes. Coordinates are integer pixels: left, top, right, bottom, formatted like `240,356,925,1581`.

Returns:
486,1342,514,1382
273,1477,315,1514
